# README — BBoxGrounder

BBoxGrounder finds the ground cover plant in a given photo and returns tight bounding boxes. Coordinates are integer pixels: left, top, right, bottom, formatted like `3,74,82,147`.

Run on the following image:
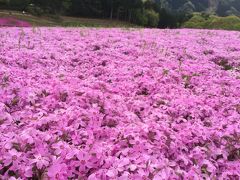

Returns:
0,17,31,27
0,28,240,179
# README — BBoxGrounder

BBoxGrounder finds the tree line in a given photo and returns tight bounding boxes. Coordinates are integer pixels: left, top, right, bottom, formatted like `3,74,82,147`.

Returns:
0,0,194,28
0,0,240,28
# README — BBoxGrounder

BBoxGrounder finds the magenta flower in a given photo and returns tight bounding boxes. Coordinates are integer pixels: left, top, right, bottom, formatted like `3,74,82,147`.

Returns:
3,149,22,167
0,17,31,27
47,158,67,180
52,142,67,156
24,165,33,178
0,28,239,179
30,154,50,169
106,168,118,178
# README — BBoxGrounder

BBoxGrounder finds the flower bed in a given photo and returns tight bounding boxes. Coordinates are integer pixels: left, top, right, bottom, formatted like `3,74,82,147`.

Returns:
0,28,240,179
0,18,31,27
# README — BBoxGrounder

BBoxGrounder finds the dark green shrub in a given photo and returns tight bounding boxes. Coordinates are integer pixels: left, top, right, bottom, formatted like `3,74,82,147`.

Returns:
132,9,159,27
183,13,240,30
145,9,159,27
26,4,44,16
132,9,148,26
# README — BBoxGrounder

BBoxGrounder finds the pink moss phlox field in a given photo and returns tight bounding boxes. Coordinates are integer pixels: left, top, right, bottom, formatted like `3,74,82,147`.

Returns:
0,18,31,27
0,27,240,179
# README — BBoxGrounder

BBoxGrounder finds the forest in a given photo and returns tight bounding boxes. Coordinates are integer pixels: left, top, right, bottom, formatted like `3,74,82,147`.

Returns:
0,0,240,28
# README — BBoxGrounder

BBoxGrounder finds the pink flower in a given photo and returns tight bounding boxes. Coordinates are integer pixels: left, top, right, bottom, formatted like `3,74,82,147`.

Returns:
52,142,67,156
31,154,49,169
129,164,137,171
24,165,33,178
106,168,118,178
0,28,240,179
3,149,22,167
47,158,67,180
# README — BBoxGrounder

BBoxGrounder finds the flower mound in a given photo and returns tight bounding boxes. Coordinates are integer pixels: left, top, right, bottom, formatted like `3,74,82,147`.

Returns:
0,28,240,179
0,18,31,27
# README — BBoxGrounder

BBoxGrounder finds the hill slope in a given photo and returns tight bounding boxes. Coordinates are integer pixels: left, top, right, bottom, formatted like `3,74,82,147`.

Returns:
0,10,137,27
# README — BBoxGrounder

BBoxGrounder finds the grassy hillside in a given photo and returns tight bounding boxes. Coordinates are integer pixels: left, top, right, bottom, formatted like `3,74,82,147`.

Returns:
0,10,137,27
183,13,240,30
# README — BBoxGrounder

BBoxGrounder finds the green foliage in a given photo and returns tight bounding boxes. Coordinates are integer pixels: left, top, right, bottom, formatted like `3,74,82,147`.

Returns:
26,4,44,16
145,9,159,27
208,16,240,30
131,9,159,27
132,9,148,26
183,13,207,28
1,0,30,10
62,0,71,12
183,13,240,30
1,0,240,29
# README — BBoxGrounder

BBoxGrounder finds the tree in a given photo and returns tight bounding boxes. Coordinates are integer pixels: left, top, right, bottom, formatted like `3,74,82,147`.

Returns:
158,8,178,28
145,9,159,27
179,1,195,14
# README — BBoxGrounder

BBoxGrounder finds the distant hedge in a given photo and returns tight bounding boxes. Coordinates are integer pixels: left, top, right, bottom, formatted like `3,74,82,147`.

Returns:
183,13,240,30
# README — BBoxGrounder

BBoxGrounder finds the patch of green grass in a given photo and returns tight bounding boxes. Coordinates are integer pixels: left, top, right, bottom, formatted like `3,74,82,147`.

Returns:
61,16,138,28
